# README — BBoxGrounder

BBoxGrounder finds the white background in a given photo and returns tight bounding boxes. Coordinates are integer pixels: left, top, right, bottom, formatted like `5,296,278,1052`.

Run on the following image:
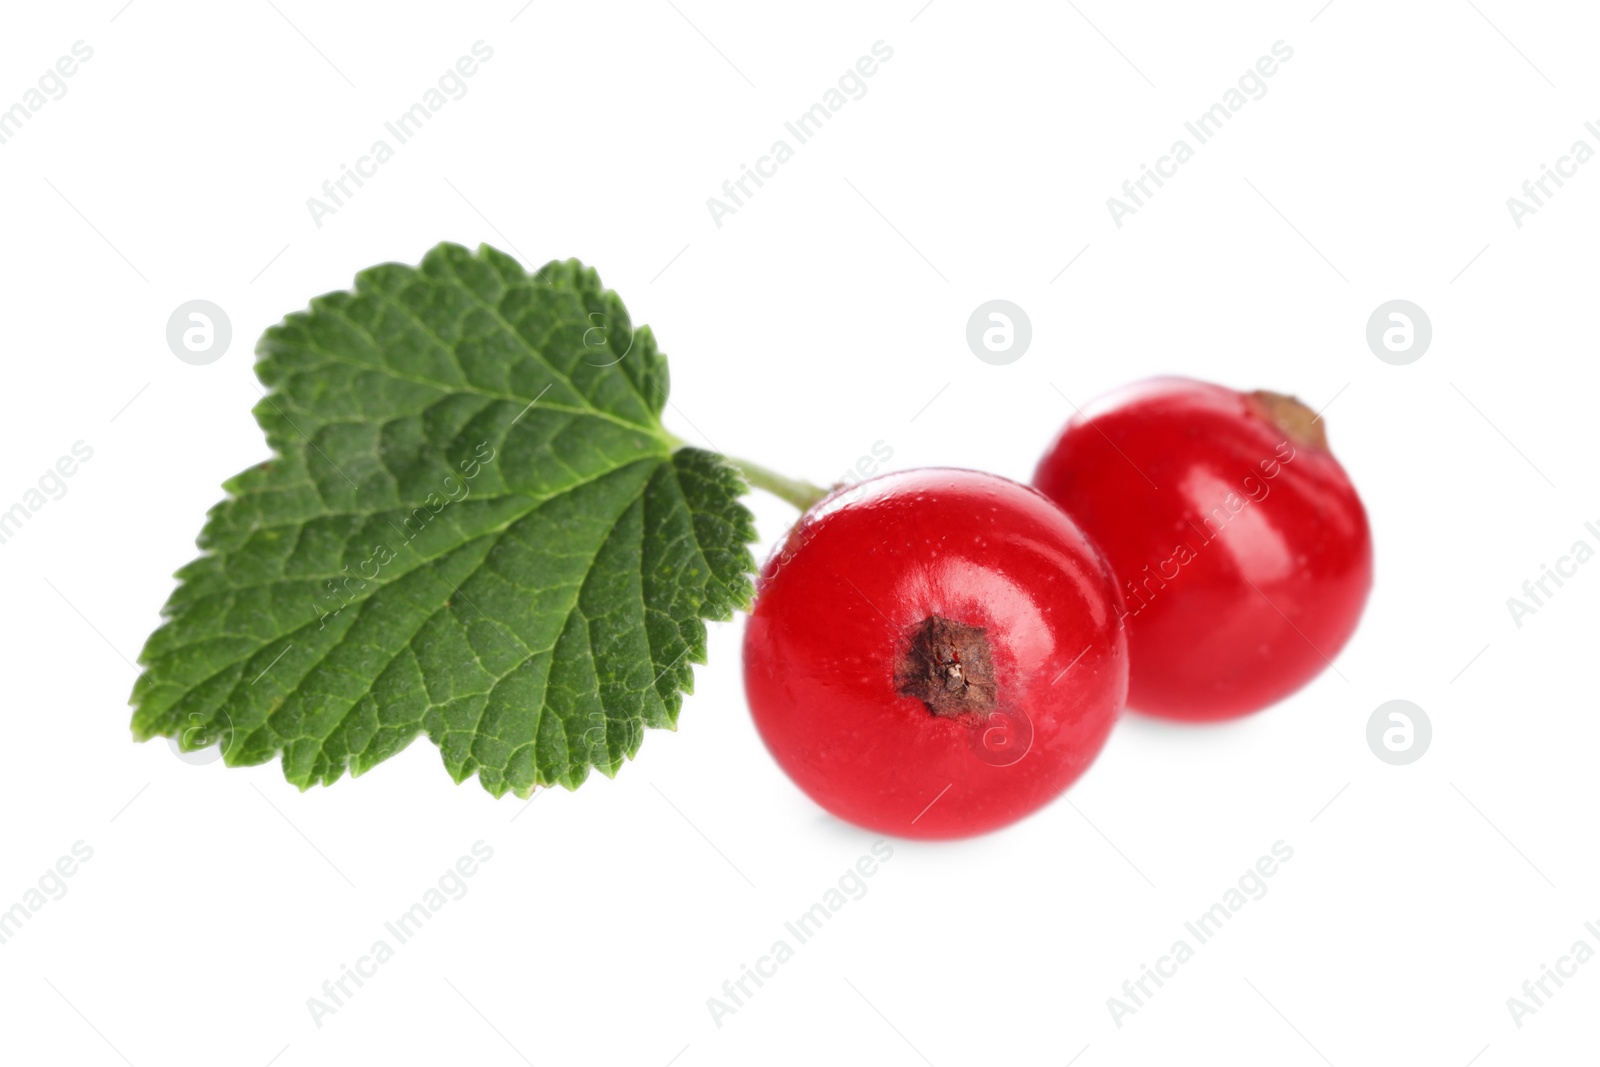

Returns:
1,1,1596,1064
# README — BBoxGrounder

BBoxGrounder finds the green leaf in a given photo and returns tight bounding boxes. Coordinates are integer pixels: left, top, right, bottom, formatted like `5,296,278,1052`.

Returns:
131,243,756,797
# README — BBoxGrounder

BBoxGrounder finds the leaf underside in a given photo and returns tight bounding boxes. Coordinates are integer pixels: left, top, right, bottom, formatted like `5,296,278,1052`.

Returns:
130,243,755,797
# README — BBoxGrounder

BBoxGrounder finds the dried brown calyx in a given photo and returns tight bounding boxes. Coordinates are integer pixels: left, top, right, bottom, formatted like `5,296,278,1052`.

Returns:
1248,390,1328,452
895,615,997,717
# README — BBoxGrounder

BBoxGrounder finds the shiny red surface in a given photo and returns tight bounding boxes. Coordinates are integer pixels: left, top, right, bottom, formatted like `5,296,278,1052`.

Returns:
742,469,1127,839
1033,378,1373,721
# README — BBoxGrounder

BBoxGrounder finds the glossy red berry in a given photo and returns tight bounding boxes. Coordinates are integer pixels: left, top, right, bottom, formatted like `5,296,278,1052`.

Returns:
742,469,1128,839
1033,378,1372,721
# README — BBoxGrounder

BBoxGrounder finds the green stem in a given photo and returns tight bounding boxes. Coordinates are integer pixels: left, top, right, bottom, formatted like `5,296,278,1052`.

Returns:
725,455,830,512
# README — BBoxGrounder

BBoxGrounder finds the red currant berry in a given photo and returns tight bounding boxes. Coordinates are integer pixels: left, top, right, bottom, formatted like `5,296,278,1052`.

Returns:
1033,378,1372,721
742,469,1128,839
